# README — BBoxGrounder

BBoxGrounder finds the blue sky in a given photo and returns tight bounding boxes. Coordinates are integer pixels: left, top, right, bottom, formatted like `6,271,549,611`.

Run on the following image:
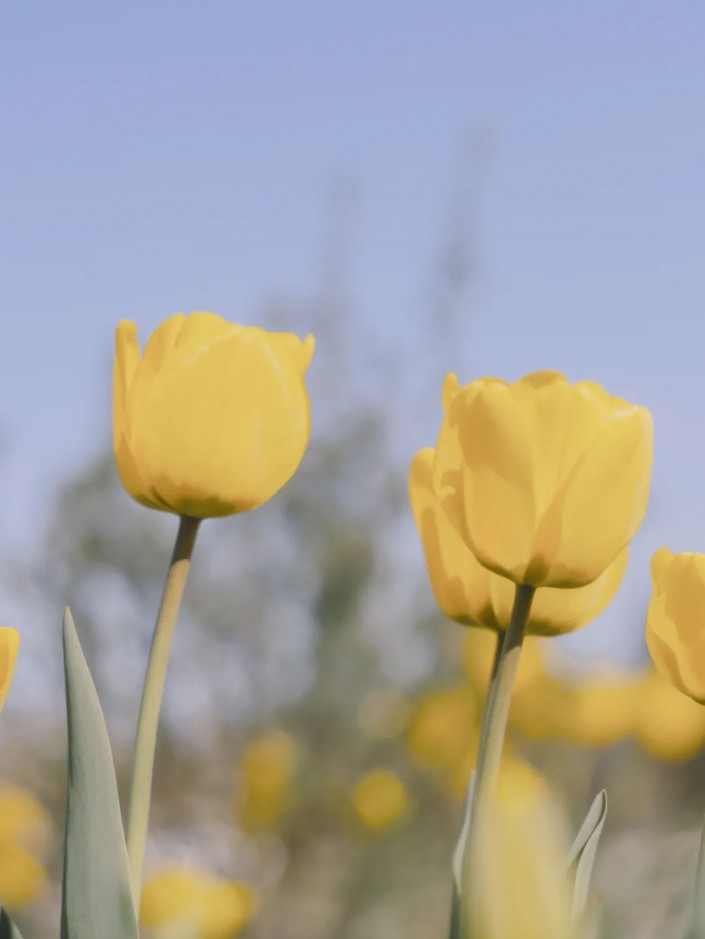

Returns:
2,1,705,664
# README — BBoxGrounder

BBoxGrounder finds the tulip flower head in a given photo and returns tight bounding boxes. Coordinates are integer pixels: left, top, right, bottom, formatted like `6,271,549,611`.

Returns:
410,449,628,635
113,312,314,517
429,370,652,588
646,548,705,704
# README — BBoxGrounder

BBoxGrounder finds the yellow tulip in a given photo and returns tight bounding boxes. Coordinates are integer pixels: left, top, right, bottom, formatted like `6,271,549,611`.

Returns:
352,768,410,832
430,370,652,588
411,449,628,634
113,312,314,517
0,629,19,712
646,547,705,704
634,667,705,761
141,865,257,939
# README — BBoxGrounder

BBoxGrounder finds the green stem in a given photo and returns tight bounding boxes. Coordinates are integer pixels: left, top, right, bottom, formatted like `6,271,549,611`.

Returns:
448,629,505,939
126,514,201,909
460,582,535,933
477,628,506,754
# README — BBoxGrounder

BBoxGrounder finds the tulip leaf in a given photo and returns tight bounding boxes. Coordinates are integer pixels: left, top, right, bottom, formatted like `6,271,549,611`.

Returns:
61,608,139,939
688,812,705,939
0,908,24,939
566,790,607,917
448,773,475,939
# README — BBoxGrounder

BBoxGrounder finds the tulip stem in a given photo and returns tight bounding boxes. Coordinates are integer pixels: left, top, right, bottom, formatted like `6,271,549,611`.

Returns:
126,514,201,910
474,584,534,799
460,583,535,928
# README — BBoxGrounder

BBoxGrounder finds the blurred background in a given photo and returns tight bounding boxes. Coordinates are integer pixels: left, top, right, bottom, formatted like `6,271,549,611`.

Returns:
2,2,705,936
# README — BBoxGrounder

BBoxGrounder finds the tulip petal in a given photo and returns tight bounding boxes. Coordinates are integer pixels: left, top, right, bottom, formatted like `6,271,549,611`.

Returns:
528,548,628,637
452,380,538,582
112,323,155,507
264,330,315,377
139,328,310,516
114,319,182,511
442,372,461,413
0,629,19,712
646,552,705,704
410,449,502,630
172,311,234,350
538,404,652,586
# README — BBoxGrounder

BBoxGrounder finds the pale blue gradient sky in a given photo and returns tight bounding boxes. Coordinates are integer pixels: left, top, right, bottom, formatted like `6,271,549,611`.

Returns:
2,2,704,664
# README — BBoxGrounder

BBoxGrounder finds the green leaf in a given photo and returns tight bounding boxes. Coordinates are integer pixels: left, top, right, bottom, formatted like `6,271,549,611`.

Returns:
566,790,607,917
61,608,140,939
688,812,705,939
0,908,24,939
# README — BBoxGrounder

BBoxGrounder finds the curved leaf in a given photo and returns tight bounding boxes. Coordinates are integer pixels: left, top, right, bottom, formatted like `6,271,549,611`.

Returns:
449,773,475,939
567,790,608,917
61,608,139,939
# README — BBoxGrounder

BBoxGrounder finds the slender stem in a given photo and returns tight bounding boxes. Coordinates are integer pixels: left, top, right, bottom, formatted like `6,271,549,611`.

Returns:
459,582,535,934
126,514,201,909
473,584,535,801
476,628,506,758
448,629,505,939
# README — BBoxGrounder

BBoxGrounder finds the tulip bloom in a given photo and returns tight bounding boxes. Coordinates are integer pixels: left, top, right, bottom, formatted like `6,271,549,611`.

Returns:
410,448,628,634
113,312,314,517
645,548,705,704
431,370,652,588
0,628,19,713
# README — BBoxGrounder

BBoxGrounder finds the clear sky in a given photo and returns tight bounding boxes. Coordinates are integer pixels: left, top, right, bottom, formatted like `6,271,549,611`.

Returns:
2,1,705,664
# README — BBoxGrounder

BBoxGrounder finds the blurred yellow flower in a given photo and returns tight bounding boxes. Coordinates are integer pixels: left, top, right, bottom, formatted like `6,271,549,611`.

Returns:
0,843,47,911
560,669,641,747
508,675,574,743
0,785,51,851
235,729,298,832
645,547,705,703
0,785,50,911
634,666,705,760
140,864,257,939
430,370,652,588
0,628,19,712
407,685,478,773
113,312,314,517
467,760,578,939
410,449,628,635
352,768,410,832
